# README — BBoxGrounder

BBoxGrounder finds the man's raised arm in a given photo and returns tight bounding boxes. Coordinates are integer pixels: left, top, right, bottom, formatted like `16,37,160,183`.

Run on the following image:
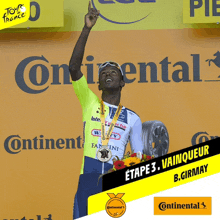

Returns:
69,1,100,81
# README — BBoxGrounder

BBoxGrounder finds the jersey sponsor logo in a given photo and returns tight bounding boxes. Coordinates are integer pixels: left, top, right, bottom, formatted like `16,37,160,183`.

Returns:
91,116,127,130
109,107,127,124
91,129,121,140
91,116,101,122
108,122,127,130
92,143,119,151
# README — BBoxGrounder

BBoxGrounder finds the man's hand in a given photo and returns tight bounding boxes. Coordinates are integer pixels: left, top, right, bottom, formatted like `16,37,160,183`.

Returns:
69,1,99,81
85,1,100,29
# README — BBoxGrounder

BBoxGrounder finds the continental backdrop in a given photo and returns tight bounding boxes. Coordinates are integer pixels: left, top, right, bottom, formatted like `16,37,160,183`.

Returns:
0,0,220,219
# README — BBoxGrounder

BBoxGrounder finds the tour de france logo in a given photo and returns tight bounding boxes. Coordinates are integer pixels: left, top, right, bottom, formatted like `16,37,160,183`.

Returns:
2,4,26,23
106,193,126,218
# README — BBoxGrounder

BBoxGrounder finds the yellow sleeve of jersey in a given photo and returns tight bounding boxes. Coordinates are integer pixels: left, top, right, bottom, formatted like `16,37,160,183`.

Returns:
72,75,99,111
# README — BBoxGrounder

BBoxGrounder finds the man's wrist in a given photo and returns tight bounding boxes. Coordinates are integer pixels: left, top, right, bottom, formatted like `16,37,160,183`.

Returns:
83,25,92,32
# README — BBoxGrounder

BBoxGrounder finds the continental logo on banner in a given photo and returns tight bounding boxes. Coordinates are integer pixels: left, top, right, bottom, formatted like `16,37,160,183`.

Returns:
4,135,83,154
15,54,204,94
106,193,126,218
154,197,211,215
88,138,220,215
0,0,30,30
14,52,220,94
183,0,220,23
192,131,219,145
91,0,156,24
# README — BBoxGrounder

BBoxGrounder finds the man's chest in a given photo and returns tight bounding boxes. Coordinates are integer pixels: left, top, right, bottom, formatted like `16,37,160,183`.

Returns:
87,105,131,137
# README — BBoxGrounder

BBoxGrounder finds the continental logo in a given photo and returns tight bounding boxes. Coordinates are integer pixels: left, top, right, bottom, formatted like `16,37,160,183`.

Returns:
15,54,204,94
192,132,219,145
106,193,126,218
15,53,220,94
4,135,83,154
91,0,156,24
154,197,211,215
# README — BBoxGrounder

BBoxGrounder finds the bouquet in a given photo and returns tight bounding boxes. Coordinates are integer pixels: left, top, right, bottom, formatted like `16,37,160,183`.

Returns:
108,151,154,173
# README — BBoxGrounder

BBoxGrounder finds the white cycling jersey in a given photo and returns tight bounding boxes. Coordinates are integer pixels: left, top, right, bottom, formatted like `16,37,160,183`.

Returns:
72,75,144,174
94,101,143,163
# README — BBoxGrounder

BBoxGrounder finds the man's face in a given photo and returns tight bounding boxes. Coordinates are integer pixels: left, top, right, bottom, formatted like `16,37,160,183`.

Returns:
99,66,124,91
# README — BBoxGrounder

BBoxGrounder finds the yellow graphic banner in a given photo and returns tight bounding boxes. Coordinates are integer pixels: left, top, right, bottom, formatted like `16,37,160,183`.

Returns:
1,0,220,33
0,0,30,30
183,0,220,23
88,154,220,215
10,0,64,28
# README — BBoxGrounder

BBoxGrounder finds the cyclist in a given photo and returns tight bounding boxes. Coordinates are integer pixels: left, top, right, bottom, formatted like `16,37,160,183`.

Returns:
69,2,144,219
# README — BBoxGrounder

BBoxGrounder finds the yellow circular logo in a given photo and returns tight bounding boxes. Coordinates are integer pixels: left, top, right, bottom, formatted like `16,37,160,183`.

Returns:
106,193,126,218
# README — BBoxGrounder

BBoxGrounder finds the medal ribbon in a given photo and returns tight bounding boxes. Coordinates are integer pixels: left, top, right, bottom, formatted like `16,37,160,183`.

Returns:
100,100,123,146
